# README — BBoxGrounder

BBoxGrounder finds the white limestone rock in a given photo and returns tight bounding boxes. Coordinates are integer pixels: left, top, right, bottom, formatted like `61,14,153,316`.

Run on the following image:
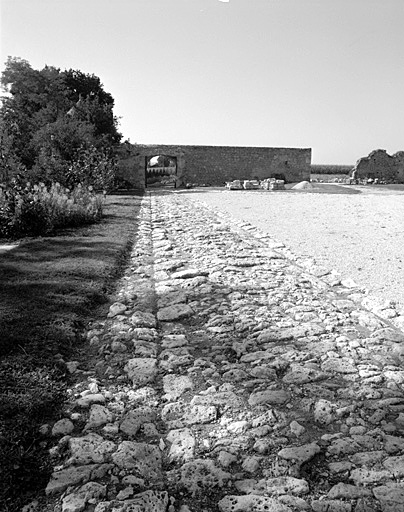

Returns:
111,441,162,481
94,491,169,512
163,374,193,400
108,302,127,318
85,404,114,430
157,303,193,321
218,495,291,512
166,427,195,462
67,433,116,465
124,358,158,388
130,311,157,328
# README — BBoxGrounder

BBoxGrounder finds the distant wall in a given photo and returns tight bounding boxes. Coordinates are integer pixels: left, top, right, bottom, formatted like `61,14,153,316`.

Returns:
311,164,353,175
115,143,311,188
354,149,404,183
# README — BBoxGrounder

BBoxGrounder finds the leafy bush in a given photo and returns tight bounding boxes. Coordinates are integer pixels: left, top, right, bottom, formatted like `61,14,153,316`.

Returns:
0,180,103,238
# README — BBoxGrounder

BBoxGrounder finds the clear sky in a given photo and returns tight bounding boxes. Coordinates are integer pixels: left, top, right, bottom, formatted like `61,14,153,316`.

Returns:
1,0,403,164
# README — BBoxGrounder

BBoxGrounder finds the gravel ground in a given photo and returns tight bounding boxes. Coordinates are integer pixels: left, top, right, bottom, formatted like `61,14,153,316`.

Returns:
186,185,404,311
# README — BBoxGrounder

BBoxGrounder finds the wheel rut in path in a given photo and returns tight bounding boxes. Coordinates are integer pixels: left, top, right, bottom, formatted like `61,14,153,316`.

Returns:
41,191,404,512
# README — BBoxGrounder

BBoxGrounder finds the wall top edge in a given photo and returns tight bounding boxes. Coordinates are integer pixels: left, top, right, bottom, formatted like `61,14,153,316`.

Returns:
129,143,311,152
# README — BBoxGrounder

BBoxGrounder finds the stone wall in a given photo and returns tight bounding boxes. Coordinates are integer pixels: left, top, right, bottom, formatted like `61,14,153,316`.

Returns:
311,165,353,175
115,143,311,188
353,149,404,183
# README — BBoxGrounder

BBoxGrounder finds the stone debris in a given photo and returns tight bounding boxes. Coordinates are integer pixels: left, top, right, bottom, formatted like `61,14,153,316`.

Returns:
43,192,404,512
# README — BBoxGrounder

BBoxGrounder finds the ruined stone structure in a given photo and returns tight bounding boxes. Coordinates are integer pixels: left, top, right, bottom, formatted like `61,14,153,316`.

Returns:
116,143,311,188
353,149,404,183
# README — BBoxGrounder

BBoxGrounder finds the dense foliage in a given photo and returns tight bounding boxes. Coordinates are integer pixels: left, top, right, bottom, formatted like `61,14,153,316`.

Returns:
0,57,121,188
0,180,103,238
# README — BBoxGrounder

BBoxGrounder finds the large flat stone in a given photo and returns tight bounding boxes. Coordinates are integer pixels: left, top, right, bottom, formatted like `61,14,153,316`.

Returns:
166,428,195,462
93,490,169,512
171,269,208,279
183,404,217,425
46,464,112,495
373,482,404,512
157,303,193,321
177,459,231,494
130,311,157,328
163,374,193,400
85,404,114,429
124,358,158,388
67,433,116,465
235,476,309,496
120,407,156,436
384,455,404,477
111,441,162,481
248,389,291,407
278,442,321,465
218,495,291,512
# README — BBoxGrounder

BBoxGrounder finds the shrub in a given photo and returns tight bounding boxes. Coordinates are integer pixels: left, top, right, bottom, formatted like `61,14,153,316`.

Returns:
0,180,103,238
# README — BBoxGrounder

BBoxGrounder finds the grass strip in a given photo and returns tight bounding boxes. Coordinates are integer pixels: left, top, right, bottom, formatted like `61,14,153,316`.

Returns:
0,192,143,511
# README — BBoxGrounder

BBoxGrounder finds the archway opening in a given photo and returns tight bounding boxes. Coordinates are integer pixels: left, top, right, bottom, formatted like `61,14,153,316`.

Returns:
145,155,177,188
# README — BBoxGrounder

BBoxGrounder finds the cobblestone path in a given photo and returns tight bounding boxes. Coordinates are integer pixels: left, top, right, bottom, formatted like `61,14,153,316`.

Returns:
42,191,404,512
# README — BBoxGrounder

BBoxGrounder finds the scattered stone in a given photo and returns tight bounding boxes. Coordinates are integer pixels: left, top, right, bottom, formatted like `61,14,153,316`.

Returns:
94,490,169,512
166,428,195,462
46,464,112,495
322,359,357,374
311,500,351,512
130,311,157,328
62,482,106,512
171,269,209,279
241,456,261,473
111,441,162,481
108,302,127,318
76,394,105,408
67,433,116,465
328,483,372,499
218,495,291,512
52,418,74,436
85,404,114,429
183,405,217,425
383,455,404,477
157,303,193,321
120,407,156,436
248,389,291,407
124,358,158,388
314,399,335,425
176,459,231,494
66,361,80,374
218,450,238,468
373,482,404,512
163,374,193,400
290,420,306,437
161,334,188,348
278,442,321,465
283,365,328,384
235,476,309,496
350,468,392,485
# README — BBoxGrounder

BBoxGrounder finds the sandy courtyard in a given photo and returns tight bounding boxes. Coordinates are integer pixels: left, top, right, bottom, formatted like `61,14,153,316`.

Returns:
185,185,404,311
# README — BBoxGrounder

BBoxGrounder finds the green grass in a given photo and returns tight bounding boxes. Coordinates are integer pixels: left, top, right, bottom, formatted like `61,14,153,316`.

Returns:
0,192,143,511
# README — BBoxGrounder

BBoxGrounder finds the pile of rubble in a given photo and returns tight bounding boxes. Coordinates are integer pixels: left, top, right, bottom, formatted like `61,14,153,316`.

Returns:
226,179,285,191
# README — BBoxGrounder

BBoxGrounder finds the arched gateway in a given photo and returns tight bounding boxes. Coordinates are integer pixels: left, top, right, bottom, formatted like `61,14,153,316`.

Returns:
116,143,311,189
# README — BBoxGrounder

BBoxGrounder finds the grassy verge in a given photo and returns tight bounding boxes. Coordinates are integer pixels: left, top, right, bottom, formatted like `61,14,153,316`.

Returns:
0,192,143,511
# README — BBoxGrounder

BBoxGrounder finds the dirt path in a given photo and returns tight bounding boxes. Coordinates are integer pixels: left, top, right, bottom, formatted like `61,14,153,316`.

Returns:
186,187,404,312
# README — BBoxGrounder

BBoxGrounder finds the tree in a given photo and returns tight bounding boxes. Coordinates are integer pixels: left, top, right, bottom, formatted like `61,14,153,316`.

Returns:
0,57,122,187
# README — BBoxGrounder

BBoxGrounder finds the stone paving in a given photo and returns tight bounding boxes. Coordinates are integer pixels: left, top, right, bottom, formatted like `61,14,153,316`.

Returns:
41,191,404,512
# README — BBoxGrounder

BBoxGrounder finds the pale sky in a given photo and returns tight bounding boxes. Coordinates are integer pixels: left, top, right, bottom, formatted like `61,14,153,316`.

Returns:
1,0,403,164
